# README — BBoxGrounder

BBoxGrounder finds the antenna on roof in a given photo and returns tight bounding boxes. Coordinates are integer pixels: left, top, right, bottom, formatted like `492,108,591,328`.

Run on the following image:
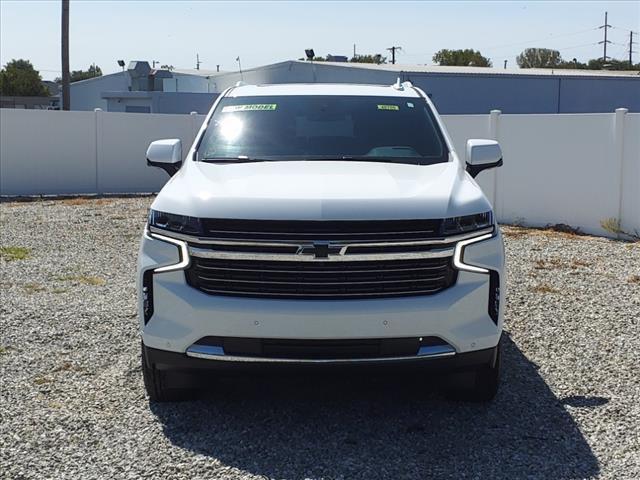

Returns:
236,56,243,81
392,77,403,90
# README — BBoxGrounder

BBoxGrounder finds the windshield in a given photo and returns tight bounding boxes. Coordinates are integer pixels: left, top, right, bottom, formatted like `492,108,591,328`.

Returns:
197,95,448,165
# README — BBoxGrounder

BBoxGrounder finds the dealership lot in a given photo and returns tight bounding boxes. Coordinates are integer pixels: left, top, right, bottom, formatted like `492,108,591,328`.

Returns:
1,197,639,480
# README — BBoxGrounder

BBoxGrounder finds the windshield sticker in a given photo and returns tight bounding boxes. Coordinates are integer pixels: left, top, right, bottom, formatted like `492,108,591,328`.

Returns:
407,102,414,108
377,104,399,111
221,104,277,113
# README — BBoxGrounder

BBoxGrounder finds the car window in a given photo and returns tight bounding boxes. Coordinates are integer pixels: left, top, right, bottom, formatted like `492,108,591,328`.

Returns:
198,95,448,164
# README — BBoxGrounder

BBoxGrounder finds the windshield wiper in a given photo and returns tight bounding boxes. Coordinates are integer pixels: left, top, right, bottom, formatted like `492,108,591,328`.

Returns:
308,155,441,165
200,155,443,165
200,156,278,163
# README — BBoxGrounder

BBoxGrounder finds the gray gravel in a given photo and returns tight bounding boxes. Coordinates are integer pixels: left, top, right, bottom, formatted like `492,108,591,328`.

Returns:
1,197,639,480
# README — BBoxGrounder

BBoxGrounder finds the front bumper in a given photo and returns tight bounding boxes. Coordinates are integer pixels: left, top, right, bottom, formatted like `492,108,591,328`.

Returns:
137,228,505,358
143,342,499,375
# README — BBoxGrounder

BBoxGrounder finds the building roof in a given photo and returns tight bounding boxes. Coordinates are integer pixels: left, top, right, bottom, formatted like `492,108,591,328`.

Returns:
228,82,421,98
171,68,228,77
294,60,640,78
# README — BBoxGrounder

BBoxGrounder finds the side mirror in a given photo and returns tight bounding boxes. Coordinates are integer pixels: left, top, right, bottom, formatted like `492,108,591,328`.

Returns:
146,139,182,176
465,139,503,178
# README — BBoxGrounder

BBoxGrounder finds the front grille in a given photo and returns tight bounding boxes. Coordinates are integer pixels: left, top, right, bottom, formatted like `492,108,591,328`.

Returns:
186,257,457,299
199,218,443,242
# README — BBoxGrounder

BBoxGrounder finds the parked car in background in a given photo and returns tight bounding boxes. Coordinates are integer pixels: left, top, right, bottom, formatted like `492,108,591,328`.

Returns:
138,81,505,402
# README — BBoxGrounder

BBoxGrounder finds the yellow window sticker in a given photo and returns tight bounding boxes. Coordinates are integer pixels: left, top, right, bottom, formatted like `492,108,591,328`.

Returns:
221,104,277,113
377,104,399,111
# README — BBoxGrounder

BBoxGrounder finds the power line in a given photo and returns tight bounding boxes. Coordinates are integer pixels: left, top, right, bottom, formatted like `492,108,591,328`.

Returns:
483,27,599,51
386,46,402,65
611,24,640,35
598,11,612,61
556,42,600,51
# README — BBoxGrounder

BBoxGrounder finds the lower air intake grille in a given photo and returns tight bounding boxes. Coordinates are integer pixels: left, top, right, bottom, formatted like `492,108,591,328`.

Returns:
194,336,447,359
186,257,457,299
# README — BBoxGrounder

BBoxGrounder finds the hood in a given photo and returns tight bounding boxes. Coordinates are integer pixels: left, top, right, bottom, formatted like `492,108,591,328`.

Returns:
151,160,492,220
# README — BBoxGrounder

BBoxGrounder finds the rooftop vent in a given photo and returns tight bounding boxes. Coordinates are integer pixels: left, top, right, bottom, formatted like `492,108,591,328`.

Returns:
127,61,152,91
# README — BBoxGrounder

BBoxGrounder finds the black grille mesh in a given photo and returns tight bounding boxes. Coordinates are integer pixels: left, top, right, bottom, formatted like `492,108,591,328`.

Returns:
186,257,457,299
199,219,443,242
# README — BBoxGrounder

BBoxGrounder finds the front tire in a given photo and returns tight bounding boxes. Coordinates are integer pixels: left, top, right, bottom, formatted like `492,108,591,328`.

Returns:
446,343,501,402
141,343,195,402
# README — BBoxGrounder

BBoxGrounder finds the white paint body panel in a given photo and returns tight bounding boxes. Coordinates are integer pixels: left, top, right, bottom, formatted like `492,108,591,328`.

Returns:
151,160,492,221
138,232,504,355
137,83,505,361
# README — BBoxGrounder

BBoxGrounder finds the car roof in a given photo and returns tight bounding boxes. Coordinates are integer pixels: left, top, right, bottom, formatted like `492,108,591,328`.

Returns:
226,83,422,98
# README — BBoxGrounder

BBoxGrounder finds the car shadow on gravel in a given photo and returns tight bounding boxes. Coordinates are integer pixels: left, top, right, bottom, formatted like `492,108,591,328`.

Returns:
150,334,600,480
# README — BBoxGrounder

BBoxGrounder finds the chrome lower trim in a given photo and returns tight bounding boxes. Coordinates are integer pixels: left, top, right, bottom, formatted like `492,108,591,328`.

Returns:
417,344,456,356
185,344,225,357
188,246,455,262
185,344,456,363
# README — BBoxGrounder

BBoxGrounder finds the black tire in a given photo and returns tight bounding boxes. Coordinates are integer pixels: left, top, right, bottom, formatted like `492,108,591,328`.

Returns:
141,343,196,402
445,343,501,402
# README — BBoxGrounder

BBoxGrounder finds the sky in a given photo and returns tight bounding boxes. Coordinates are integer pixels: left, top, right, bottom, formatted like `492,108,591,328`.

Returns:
1,0,639,80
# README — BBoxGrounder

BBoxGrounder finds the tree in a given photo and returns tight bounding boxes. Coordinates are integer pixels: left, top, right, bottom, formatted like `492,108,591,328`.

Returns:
297,56,327,61
432,49,492,67
60,64,102,82
584,58,640,71
521,53,640,71
350,54,387,64
0,59,49,96
517,48,563,68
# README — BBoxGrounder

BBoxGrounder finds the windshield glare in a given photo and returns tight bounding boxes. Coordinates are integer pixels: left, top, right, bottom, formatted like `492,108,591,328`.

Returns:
197,95,448,164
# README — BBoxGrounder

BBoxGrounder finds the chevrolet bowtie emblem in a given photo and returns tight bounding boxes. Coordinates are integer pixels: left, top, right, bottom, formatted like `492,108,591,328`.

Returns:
297,242,344,259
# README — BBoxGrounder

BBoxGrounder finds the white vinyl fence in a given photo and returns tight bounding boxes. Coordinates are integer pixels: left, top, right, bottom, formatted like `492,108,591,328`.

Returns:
1,108,638,237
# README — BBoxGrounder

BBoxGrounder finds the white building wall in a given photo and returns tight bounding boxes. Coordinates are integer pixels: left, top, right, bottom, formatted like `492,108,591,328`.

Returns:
69,72,129,111
1,109,638,237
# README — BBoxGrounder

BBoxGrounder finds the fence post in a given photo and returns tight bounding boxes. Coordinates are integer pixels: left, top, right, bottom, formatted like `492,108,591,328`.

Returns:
615,108,628,237
489,110,501,216
94,108,103,195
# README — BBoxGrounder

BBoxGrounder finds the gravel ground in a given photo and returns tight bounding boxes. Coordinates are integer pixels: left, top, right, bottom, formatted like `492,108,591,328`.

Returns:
1,197,639,480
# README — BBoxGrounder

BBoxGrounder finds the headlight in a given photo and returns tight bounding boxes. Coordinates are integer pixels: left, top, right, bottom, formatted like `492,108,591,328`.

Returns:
148,209,202,236
442,211,493,235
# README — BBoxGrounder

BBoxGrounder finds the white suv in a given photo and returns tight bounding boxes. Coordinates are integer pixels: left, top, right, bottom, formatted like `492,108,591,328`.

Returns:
138,82,505,402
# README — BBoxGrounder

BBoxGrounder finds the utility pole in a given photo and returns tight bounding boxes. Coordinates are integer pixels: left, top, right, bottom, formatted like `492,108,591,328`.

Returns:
353,44,356,58
598,11,612,62
61,0,70,110
503,59,508,69
196,54,202,70
387,46,402,65
630,30,637,67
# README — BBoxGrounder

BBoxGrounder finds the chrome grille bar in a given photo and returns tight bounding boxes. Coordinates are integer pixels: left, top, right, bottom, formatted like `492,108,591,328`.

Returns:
156,221,491,299
149,225,494,248
188,246,455,262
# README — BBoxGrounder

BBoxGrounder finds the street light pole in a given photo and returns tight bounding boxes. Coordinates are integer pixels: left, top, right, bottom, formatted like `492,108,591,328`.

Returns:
61,0,70,110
